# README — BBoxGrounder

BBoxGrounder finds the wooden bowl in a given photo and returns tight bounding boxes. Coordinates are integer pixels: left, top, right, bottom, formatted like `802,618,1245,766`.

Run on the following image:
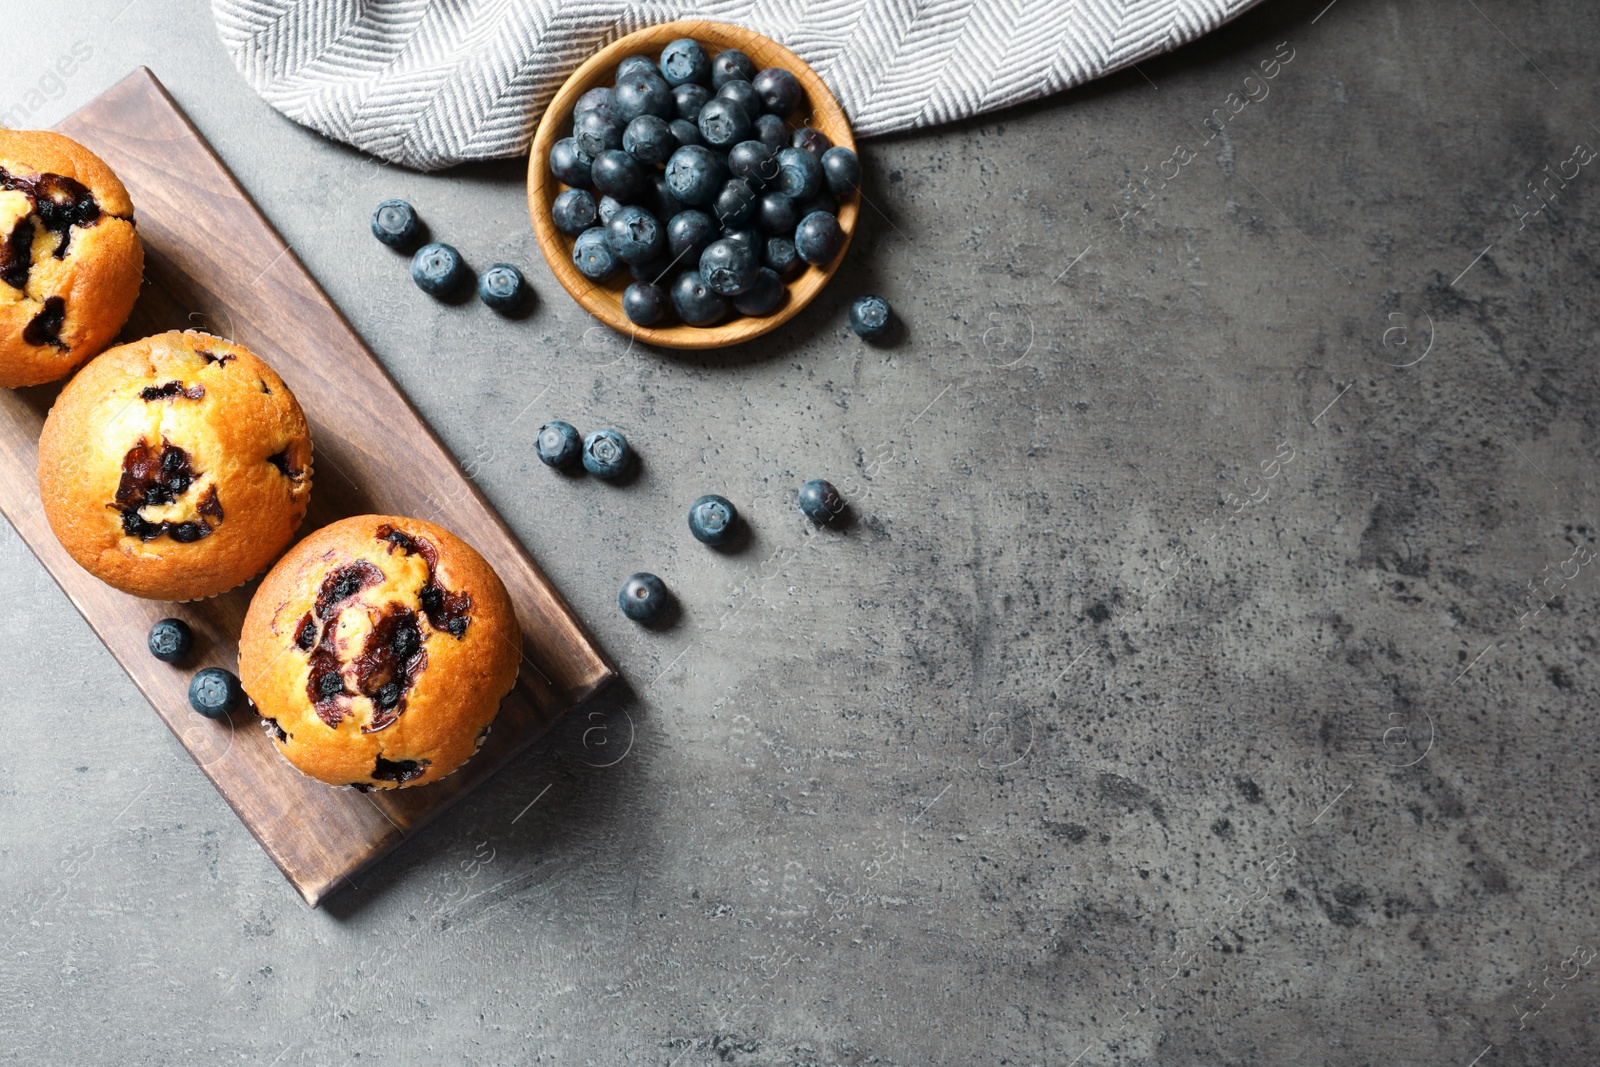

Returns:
527,20,859,350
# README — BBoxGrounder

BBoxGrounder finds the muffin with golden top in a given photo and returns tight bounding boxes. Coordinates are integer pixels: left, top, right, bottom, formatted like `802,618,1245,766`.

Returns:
239,515,521,790
37,330,312,600
0,129,143,387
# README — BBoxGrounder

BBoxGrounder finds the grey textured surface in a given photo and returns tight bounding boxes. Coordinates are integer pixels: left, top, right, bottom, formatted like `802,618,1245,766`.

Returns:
3,1,1599,1064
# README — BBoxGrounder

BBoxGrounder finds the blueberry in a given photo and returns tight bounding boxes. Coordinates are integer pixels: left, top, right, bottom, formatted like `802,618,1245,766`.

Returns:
658,38,710,86
623,281,671,326
731,267,785,317
478,264,525,313
697,97,752,149
667,209,718,263
591,148,644,201
757,190,798,235
716,79,763,122
673,82,711,121
753,113,787,150
573,110,623,159
669,117,703,149
792,126,831,161
536,420,582,468
549,137,595,188
551,188,598,236
713,178,759,229
616,55,658,82
752,68,803,117
700,238,759,296
665,145,725,206
629,257,672,284
774,146,823,201
148,618,193,662
411,242,467,296
598,194,624,225
728,140,776,188
687,494,738,544
821,146,861,195
646,172,686,222
764,236,802,278
798,478,844,524
849,294,892,339
572,227,619,280
670,271,728,327
582,428,632,478
371,199,420,248
794,189,838,220
605,205,666,264
575,86,617,121
711,49,756,87
623,115,675,165
614,71,673,122
618,572,668,622
794,210,843,265
189,667,245,719
722,228,762,256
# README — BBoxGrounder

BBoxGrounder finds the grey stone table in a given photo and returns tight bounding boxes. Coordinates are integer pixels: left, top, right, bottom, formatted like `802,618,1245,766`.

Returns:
4,1,1598,1063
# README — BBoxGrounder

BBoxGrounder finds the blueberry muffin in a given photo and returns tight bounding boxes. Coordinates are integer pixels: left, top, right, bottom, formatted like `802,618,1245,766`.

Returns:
239,515,521,790
37,331,313,600
0,130,143,388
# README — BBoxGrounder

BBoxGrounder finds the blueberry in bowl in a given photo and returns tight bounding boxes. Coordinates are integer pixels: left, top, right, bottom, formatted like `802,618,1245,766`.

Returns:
670,270,728,327
536,420,583,468
659,38,710,86
623,281,671,326
732,268,786,317
605,205,666,264
700,238,759,296
552,188,599,235
582,428,633,478
794,211,843,265
711,49,756,87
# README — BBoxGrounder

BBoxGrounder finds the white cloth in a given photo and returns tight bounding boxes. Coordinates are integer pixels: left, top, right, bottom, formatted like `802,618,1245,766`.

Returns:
213,0,1263,172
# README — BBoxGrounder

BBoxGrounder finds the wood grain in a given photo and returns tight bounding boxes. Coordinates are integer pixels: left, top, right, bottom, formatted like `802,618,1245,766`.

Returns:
0,68,615,907
526,20,858,350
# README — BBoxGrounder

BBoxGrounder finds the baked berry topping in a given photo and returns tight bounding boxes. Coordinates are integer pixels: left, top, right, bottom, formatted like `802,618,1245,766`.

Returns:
261,716,288,743
196,349,236,366
111,440,224,542
316,670,345,698
0,218,34,290
0,165,103,259
315,560,382,617
22,296,66,347
294,614,316,650
266,450,304,480
352,608,427,733
140,380,206,401
374,524,473,638
371,756,429,784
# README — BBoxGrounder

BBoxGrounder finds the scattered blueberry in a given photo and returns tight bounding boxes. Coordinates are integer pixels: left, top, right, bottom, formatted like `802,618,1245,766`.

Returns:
794,210,843,265
754,113,788,150
711,49,756,87
774,146,823,200
798,478,844,524
697,97,752,149
673,83,711,121
623,281,671,326
411,242,468,296
713,178,759,229
849,294,892,339
669,117,704,148
371,199,420,248
665,144,725,206
536,420,582,467
752,68,803,117
688,494,738,544
670,270,728,326
619,572,668,622
659,38,711,86
623,115,675,165
478,264,525,313
549,137,595,188
792,126,831,161
582,428,633,478
573,109,623,158
731,267,786,316
715,79,763,122
821,146,861,195
758,190,799,235
552,188,598,236
764,236,802,278
614,71,674,123
605,205,666,264
598,194,625,224
575,86,617,121
700,237,759,296
572,227,619,280
616,55,658,82
667,209,718,262
189,667,245,719
591,148,645,201
147,618,193,663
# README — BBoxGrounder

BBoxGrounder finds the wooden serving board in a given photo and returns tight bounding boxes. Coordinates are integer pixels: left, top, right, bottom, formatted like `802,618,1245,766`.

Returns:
0,69,616,907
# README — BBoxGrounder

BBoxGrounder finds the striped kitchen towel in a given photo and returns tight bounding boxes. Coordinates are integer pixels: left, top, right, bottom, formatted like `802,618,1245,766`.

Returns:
213,0,1263,171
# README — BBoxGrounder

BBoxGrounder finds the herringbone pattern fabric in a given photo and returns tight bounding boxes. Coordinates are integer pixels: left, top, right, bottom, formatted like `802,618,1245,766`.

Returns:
213,0,1262,171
